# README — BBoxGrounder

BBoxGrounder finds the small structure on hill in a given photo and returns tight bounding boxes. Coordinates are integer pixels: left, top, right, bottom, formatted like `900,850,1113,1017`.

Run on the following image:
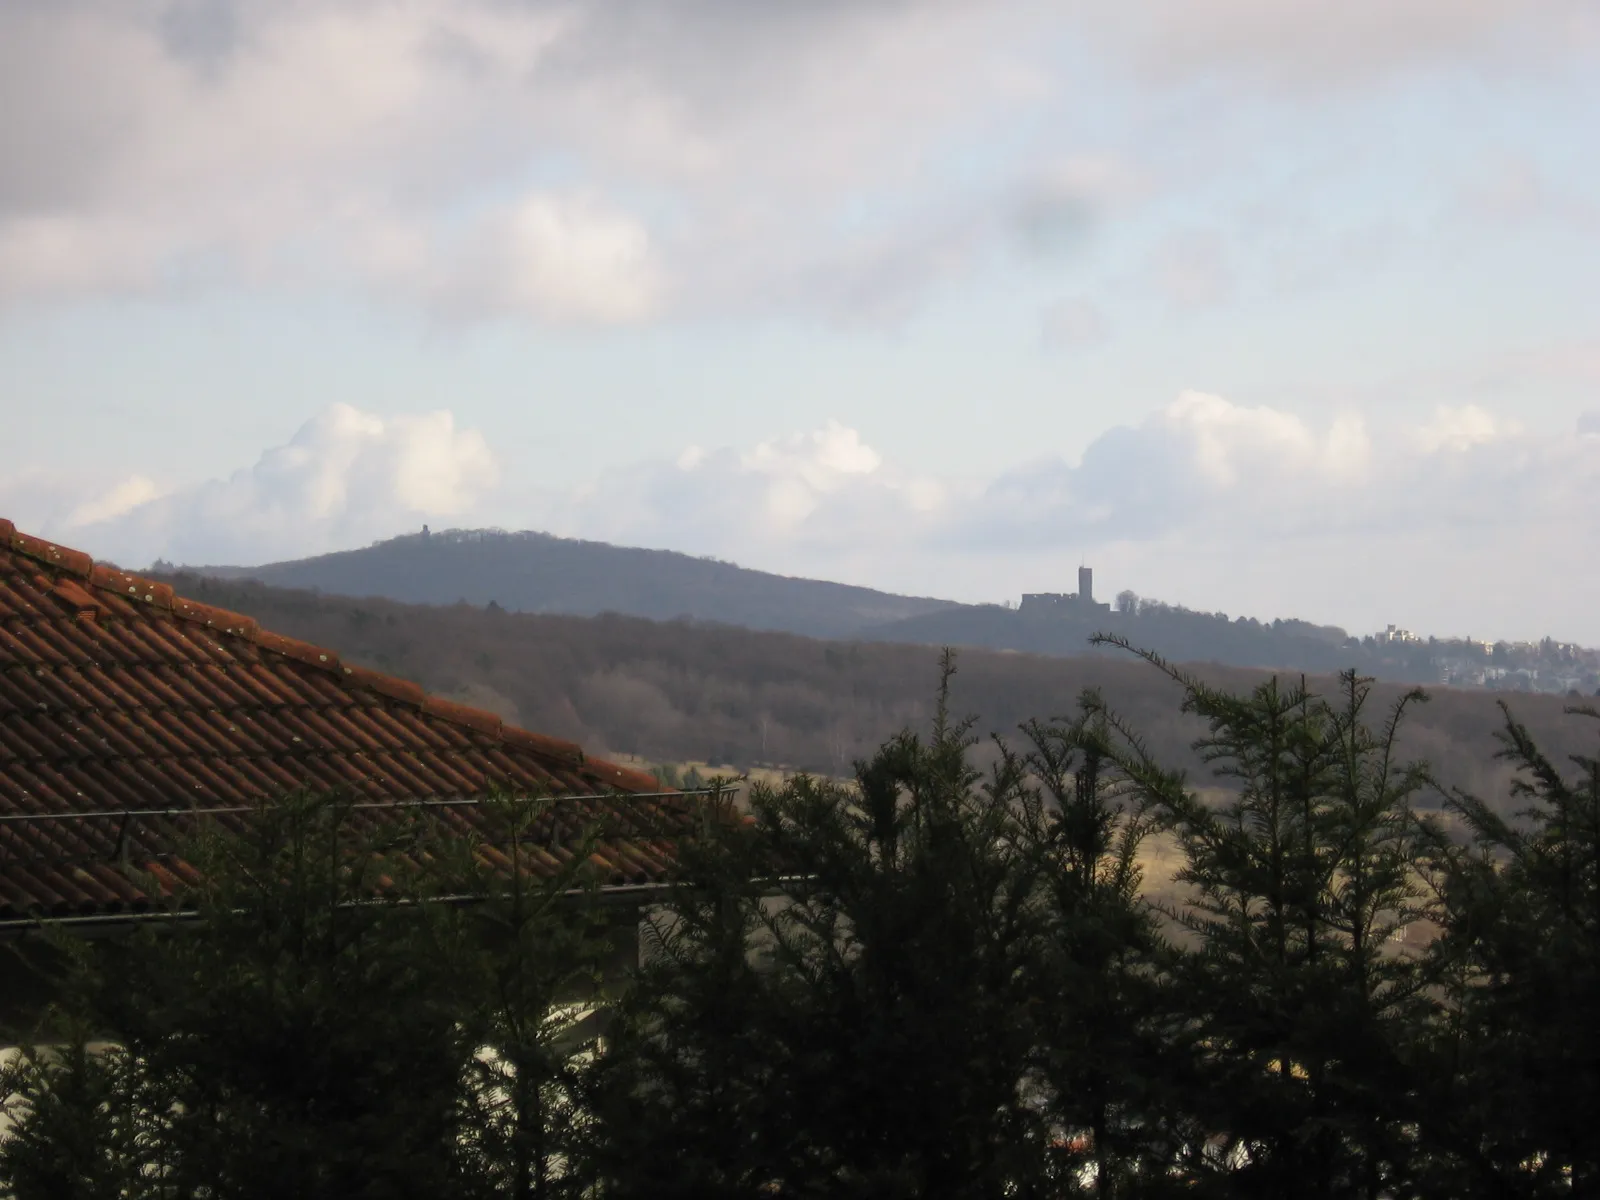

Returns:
1020,565,1112,616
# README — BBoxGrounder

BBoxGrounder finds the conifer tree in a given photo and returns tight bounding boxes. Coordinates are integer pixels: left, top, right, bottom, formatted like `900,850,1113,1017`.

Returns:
0,792,476,1200
0,1016,147,1200
1091,640,1433,1197
449,793,624,1200
1019,704,1179,1197
593,652,1061,1199
1422,703,1600,1195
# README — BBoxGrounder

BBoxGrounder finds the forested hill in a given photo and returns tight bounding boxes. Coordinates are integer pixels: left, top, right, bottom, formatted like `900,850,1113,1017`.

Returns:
872,603,1434,680
183,529,1564,687
185,528,963,640
146,571,1596,807
185,528,1401,678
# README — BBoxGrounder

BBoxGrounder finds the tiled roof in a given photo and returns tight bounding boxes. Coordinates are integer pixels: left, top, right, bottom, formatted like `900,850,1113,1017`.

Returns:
0,519,707,924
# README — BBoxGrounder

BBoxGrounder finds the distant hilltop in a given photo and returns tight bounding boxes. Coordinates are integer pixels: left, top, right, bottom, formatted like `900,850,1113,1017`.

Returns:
179,529,1600,694
179,526,963,641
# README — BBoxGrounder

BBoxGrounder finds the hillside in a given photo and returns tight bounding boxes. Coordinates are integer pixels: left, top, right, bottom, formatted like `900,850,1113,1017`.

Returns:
874,603,1438,680
147,571,1600,810
189,529,1550,686
185,528,963,640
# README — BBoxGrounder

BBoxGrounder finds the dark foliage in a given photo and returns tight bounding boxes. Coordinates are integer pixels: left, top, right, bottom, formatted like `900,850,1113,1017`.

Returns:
592,653,1062,1198
1,793,474,1200
141,571,1588,805
1090,640,1436,1197
4,648,1600,1198
1418,704,1600,1195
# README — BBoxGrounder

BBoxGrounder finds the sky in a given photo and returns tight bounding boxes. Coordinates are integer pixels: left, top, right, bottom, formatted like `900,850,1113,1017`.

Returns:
3,0,1600,643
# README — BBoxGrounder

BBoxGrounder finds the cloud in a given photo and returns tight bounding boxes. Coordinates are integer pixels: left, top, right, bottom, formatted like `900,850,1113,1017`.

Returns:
0,1,1058,322
360,191,663,324
5,2,1584,323
517,392,1600,638
1077,0,1600,87
60,404,497,566
15,389,1600,639
517,390,1575,592
538,419,950,566
959,392,1373,546
1008,157,1141,262
66,476,165,529
1413,405,1518,454
1161,390,1370,487
1010,156,1148,263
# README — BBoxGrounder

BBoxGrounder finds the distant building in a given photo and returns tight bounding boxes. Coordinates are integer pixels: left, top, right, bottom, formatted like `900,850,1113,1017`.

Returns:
1376,624,1421,645
1020,565,1112,616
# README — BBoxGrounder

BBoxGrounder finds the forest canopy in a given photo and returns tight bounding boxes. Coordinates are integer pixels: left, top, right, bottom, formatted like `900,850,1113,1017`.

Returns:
143,572,1594,809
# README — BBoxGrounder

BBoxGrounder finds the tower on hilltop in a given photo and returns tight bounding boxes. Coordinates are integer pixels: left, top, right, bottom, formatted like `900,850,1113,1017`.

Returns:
1019,564,1110,616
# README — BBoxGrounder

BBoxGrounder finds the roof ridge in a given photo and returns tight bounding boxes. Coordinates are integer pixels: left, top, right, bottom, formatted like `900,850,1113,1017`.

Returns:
1,517,660,791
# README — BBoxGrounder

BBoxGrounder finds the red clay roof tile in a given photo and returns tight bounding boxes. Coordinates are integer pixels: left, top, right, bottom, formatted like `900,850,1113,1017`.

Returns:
10,531,93,578
49,578,107,615
500,725,584,764
422,693,501,738
0,519,715,924
253,629,340,672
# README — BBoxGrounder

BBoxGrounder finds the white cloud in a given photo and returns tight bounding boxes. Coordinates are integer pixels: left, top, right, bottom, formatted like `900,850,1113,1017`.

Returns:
738,422,886,528
357,191,662,324
0,1,1056,322
58,404,497,566
4,2,1584,324
1413,404,1518,453
0,214,172,299
531,417,946,561
66,476,165,528
741,421,881,483
510,392,1600,638
1162,391,1370,487
13,391,1600,640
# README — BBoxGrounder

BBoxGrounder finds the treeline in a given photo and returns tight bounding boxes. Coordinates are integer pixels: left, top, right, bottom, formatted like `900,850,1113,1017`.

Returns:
4,648,1599,1197
174,528,1598,685
874,598,1441,682
144,572,1593,807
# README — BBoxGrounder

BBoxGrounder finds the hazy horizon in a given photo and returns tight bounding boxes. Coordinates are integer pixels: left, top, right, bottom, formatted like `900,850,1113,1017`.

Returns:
127,522,1551,649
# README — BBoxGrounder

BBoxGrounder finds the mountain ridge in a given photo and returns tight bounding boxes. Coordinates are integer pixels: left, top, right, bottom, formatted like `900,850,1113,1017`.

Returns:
142,568,1590,809
182,527,963,641
179,526,1600,691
